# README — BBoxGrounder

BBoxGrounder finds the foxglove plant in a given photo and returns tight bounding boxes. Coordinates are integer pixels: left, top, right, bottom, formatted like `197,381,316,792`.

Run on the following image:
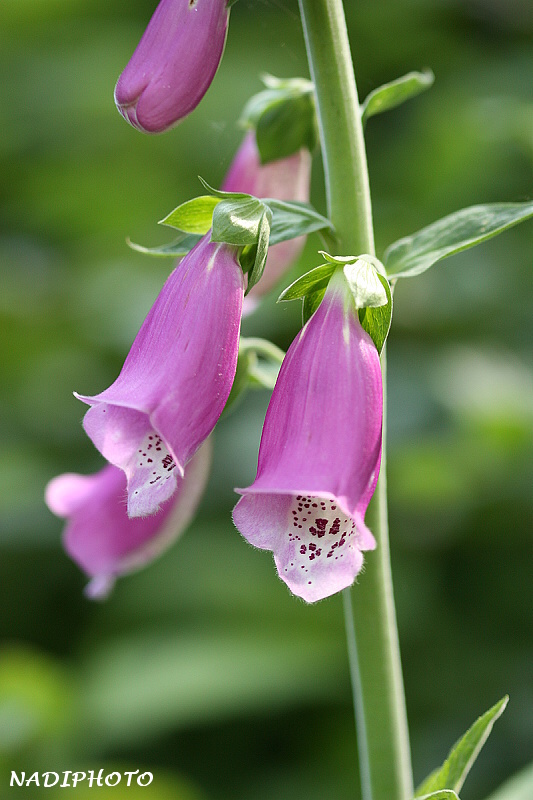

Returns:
45,443,211,599
221,130,312,305
115,0,230,133
47,0,533,797
75,233,244,518
233,270,382,602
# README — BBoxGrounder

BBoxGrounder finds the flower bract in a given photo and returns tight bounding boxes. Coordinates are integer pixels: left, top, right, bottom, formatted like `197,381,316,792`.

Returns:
75,234,243,518
114,0,230,133
233,272,383,602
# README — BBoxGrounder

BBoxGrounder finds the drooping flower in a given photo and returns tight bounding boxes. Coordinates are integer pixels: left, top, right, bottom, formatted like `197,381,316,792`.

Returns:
232,271,383,603
221,130,311,307
45,442,211,599
75,233,244,518
115,0,230,133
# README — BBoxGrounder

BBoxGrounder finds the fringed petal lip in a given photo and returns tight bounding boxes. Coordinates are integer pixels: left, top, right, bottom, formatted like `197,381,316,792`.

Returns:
45,441,212,599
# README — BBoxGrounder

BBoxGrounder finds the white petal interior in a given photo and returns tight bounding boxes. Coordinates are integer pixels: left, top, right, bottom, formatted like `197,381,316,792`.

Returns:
128,430,178,516
284,494,360,578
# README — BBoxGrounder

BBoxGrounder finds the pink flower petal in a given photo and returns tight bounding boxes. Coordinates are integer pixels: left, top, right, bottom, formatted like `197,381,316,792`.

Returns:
76,234,243,517
46,441,211,597
115,0,230,133
233,273,382,602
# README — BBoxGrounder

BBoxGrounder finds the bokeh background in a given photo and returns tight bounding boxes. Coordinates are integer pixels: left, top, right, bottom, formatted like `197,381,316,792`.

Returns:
1,0,532,798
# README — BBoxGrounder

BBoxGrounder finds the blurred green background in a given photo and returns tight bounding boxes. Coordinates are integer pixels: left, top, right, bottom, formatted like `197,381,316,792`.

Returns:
0,0,532,797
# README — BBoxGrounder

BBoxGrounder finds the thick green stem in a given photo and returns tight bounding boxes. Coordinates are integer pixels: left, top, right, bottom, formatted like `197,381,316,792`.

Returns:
349,349,413,800
298,0,374,255
297,2,413,799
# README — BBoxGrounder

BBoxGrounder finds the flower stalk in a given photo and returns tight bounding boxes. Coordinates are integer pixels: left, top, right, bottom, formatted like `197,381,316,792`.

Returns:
297,1,413,799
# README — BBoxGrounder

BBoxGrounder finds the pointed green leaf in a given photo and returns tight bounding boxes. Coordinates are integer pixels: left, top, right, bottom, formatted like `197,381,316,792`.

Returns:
266,199,334,245
211,197,270,246
361,70,434,125
127,233,202,258
159,196,221,234
384,202,533,278
415,696,509,797
197,176,251,201
358,272,392,354
319,251,359,265
416,792,460,800
483,761,533,800
278,262,336,303
246,210,272,294
302,286,326,325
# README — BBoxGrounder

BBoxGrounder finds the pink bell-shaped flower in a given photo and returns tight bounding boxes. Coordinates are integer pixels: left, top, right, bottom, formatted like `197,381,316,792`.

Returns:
233,271,383,602
115,0,230,133
75,234,244,518
45,442,211,599
221,131,311,307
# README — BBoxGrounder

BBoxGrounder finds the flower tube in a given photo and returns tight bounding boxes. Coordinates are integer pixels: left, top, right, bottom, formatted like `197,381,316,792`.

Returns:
115,0,230,133
75,234,243,518
233,272,382,602
45,442,211,599
221,130,311,306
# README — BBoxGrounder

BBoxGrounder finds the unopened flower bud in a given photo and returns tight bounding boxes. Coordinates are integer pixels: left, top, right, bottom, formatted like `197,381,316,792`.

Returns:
115,0,230,133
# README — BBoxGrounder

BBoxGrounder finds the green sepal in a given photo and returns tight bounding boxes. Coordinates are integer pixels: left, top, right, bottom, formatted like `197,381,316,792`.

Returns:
265,199,334,246
155,181,333,293
278,262,336,303
197,176,250,201
159,195,221,234
345,259,388,308
161,173,333,250
224,337,285,414
300,276,392,352
319,252,388,308
211,196,271,247
358,271,392,355
384,202,533,279
302,288,327,326
277,261,334,326
415,696,509,797
361,70,434,125
416,792,460,800
279,253,392,353
244,209,272,294
127,232,203,258
210,194,332,249
314,252,391,354
240,75,318,163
